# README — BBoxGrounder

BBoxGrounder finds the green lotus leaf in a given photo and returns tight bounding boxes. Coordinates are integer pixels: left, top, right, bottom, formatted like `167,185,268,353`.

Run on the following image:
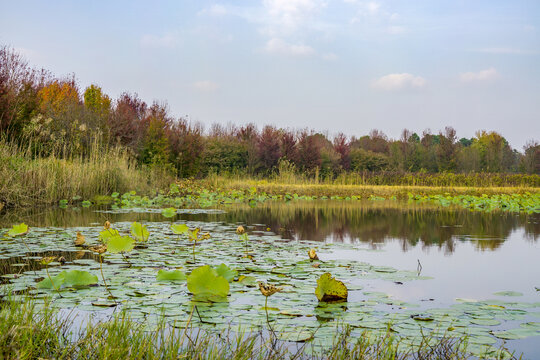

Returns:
315,272,348,302
187,265,229,300
161,207,177,218
37,270,97,289
107,235,135,253
237,275,257,287
171,224,189,235
156,269,186,282
276,330,313,342
131,222,149,242
214,263,237,282
81,200,92,207
493,291,523,297
99,228,120,242
7,223,29,237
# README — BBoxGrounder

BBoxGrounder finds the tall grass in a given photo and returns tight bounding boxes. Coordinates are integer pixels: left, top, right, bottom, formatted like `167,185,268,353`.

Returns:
200,174,538,200
0,138,172,208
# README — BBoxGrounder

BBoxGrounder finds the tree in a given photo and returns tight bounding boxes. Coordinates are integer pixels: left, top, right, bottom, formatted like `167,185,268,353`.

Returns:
257,125,282,172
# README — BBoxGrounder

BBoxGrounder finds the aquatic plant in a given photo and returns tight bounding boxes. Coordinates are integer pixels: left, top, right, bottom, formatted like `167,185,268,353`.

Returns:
315,273,348,302
187,265,230,302
131,222,149,242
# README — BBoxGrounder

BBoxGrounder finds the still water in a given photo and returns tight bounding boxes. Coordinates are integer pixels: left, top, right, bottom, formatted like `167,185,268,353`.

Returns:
1,200,539,357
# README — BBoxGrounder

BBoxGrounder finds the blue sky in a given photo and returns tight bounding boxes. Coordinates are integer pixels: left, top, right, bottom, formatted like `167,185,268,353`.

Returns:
1,0,539,148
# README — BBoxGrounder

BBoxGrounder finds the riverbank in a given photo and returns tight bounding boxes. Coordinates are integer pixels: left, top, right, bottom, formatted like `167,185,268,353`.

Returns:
0,140,172,209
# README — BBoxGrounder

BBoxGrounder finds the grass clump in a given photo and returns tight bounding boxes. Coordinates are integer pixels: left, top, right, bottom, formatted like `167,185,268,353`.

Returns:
0,138,172,209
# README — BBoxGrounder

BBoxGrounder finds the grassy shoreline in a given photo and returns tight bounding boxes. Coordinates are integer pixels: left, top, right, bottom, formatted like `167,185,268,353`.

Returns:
0,295,520,360
0,140,173,209
1,141,538,211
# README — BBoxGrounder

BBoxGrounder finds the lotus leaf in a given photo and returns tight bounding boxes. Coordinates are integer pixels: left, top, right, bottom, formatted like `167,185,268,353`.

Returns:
161,207,177,218
156,269,186,282
107,235,135,253
7,223,29,237
99,228,120,242
37,270,98,289
187,265,229,300
214,263,237,282
171,223,189,235
493,291,523,297
315,273,348,302
131,222,149,242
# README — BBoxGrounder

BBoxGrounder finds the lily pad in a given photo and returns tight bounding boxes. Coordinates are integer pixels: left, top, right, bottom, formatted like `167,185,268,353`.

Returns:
161,208,177,218
156,269,186,282
493,291,524,297
37,270,98,289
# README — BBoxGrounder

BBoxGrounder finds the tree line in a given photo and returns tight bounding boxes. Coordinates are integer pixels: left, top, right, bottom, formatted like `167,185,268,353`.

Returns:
1,46,539,178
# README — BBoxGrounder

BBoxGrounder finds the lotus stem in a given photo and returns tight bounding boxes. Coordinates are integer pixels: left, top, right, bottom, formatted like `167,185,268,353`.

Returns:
45,265,62,297
99,255,115,301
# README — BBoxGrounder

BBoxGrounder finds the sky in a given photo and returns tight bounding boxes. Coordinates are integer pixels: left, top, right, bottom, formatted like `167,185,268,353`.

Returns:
1,0,539,149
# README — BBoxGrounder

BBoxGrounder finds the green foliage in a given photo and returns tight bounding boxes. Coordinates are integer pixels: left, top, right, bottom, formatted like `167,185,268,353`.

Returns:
161,207,177,218
106,235,135,253
6,223,28,237
171,223,189,234
214,263,237,282
315,273,348,302
187,265,230,301
99,229,120,242
156,269,186,282
36,270,98,289
131,222,149,242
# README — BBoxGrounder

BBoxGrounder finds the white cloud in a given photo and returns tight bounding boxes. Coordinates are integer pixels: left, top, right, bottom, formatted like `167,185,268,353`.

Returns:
193,81,219,92
372,73,426,91
140,34,177,48
263,0,324,34
264,38,315,56
365,1,381,16
459,67,498,82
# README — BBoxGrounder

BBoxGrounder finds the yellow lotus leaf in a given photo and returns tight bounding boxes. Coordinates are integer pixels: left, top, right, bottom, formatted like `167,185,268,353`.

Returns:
75,232,85,246
315,273,348,302
308,248,319,260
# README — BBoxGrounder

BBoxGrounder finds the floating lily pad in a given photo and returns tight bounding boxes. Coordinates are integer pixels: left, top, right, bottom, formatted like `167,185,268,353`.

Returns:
493,291,523,297
156,269,186,282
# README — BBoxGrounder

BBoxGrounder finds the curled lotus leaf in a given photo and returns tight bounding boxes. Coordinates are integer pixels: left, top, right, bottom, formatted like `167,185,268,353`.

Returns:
131,222,149,242
106,235,135,253
99,228,120,242
7,223,29,237
187,265,229,300
315,273,348,302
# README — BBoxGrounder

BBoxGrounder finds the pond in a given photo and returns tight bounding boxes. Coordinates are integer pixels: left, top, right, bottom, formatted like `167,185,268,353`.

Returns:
1,200,539,359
